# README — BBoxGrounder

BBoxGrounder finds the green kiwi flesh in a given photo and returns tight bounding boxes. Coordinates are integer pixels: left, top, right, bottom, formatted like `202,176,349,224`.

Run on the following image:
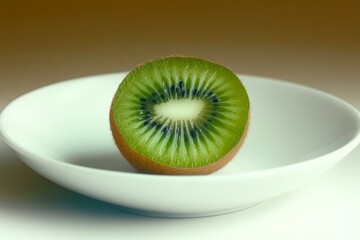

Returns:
110,57,250,175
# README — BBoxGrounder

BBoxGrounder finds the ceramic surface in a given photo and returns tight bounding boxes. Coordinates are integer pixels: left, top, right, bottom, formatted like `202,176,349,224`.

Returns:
1,73,360,217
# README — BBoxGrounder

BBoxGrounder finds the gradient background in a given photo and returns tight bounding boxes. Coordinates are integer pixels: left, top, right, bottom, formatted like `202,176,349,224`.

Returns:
1,1,360,239
1,1,360,105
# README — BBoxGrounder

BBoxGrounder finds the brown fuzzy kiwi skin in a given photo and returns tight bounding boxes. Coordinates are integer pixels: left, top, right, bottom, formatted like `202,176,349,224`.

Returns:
109,104,250,175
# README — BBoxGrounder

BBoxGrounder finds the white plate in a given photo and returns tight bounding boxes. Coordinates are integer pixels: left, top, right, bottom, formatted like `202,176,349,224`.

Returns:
1,73,360,218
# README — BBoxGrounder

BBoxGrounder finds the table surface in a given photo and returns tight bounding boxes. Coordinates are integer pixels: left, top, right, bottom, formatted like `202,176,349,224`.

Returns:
1,2,360,239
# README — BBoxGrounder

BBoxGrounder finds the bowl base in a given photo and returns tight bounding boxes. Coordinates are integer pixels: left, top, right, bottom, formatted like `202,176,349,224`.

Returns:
119,202,262,218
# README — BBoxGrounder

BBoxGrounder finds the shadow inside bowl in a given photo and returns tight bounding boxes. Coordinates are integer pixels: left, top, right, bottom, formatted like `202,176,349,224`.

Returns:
68,151,137,173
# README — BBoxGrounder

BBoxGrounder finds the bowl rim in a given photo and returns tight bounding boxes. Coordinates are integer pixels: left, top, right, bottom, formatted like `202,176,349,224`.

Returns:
1,73,360,181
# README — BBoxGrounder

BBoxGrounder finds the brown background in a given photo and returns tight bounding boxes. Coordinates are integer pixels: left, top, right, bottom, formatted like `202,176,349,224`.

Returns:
1,0,360,109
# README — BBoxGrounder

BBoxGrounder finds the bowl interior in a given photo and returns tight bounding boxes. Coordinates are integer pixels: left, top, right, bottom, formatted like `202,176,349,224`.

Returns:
1,73,359,175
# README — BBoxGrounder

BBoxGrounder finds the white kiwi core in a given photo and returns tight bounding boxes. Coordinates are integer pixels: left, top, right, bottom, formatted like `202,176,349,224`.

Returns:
154,99,205,121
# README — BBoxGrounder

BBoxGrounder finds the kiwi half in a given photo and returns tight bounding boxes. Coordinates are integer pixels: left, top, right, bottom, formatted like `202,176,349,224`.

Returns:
110,57,250,175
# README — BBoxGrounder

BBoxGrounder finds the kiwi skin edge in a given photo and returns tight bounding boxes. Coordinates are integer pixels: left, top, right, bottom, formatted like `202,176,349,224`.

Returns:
109,106,250,175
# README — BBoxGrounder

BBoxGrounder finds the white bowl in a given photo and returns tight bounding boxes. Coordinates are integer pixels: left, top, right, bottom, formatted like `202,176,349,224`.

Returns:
1,73,360,218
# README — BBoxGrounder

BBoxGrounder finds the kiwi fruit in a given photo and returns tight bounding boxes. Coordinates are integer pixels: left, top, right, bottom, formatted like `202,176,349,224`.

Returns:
110,57,250,175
